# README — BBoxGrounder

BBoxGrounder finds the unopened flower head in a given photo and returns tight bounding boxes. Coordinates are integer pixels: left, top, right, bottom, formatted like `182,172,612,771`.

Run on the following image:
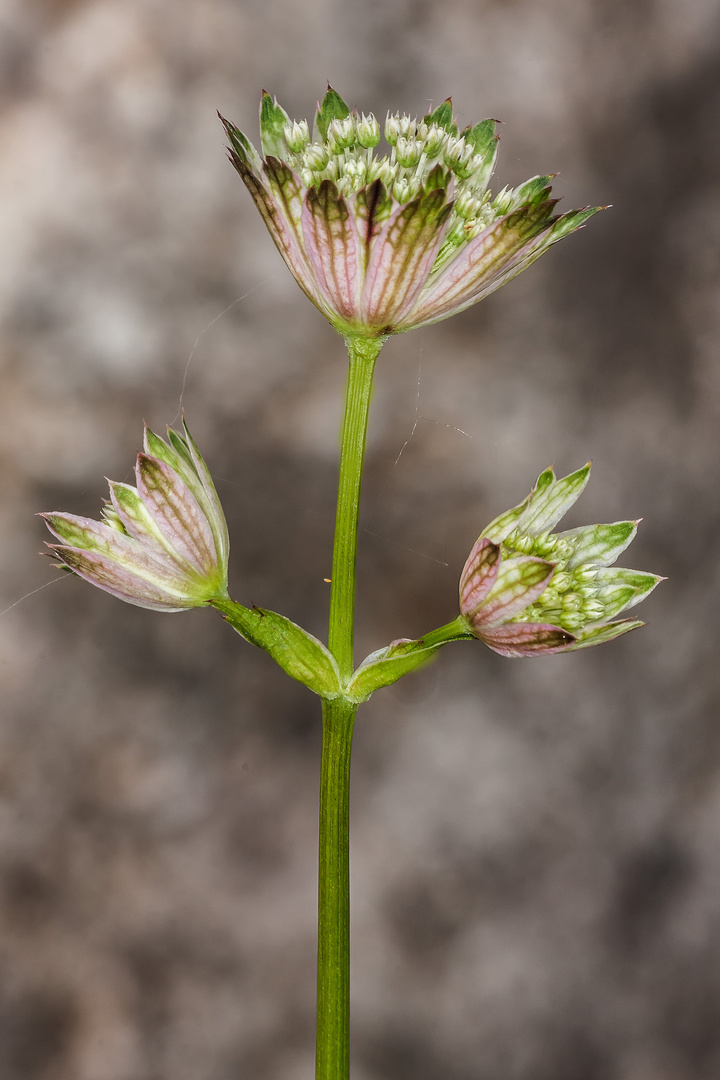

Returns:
220,87,604,339
459,465,663,657
42,421,229,612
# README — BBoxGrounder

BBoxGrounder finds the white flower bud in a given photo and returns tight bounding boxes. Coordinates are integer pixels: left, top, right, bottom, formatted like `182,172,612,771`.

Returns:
395,135,422,169
392,177,413,203
369,158,396,188
443,136,464,168
513,535,535,555
492,186,514,215
385,113,401,146
554,540,575,561
327,116,356,153
540,586,560,607
561,612,585,631
303,143,330,171
356,112,380,149
423,125,447,159
285,119,310,154
342,159,368,190
445,139,475,175
454,191,479,219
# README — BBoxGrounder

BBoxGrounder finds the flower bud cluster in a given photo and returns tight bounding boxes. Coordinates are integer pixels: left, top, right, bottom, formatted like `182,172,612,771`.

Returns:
499,527,631,633
459,465,662,657
277,101,503,233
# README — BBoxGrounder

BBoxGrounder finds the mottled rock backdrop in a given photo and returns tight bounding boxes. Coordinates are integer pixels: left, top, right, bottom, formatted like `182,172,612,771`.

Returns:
1,1,719,1078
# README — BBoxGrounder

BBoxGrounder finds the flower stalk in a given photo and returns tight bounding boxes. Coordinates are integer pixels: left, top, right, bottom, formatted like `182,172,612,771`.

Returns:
317,332,383,1078
327,335,384,678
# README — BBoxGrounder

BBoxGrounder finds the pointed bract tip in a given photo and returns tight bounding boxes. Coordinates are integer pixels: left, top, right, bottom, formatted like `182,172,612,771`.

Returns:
568,461,591,479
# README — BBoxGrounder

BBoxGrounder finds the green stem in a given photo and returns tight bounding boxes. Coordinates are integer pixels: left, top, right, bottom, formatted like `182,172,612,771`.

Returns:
316,695,357,1080
316,333,384,1080
327,335,384,682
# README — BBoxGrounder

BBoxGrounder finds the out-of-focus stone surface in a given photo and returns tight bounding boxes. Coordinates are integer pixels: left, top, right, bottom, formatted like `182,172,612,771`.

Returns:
1,1,719,1077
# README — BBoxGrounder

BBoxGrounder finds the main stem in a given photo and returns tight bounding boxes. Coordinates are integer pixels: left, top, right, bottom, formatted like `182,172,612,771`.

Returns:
316,695,356,1080
316,334,383,1080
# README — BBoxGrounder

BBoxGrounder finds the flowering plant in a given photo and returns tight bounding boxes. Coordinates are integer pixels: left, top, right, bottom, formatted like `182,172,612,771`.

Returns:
42,88,662,1080
221,87,602,337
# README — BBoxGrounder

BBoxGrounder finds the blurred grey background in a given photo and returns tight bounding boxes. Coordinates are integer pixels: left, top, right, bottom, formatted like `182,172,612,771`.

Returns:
1,1,719,1078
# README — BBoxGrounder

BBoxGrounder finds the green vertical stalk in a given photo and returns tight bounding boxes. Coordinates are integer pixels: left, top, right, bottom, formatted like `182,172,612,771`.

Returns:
316,695,357,1080
316,333,384,1080
327,335,384,682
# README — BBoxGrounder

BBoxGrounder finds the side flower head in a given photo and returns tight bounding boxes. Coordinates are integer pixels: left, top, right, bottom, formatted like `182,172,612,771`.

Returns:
459,464,663,657
220,87,604,338
41,420,229,612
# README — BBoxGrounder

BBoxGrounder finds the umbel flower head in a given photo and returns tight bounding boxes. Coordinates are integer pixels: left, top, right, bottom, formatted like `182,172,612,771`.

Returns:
459,465,663,657
42,421,229,612
221,87,603,338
